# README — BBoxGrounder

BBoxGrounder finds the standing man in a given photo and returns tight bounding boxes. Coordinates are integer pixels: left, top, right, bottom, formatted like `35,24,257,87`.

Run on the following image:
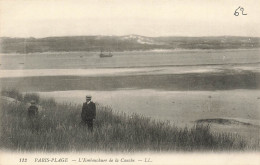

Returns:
27,100,39,132
81,95,96,131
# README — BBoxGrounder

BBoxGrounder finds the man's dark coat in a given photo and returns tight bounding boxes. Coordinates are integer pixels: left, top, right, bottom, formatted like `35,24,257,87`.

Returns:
81,101,96,121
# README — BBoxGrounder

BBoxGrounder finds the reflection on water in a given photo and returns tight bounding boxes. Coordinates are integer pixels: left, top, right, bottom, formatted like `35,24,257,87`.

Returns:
0,66,224,78
1,64,260,78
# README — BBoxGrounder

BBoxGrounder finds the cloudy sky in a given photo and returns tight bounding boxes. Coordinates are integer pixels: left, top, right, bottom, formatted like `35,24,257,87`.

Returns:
0,0,260,37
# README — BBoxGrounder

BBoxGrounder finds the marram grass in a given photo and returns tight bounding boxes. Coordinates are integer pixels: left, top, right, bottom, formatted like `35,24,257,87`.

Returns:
0,89,247,152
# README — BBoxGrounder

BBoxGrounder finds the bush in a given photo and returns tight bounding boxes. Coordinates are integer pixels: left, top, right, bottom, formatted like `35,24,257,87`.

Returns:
1,88,23,101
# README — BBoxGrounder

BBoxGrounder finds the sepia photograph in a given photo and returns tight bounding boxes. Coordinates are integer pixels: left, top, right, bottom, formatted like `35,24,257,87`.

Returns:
0,0,259,164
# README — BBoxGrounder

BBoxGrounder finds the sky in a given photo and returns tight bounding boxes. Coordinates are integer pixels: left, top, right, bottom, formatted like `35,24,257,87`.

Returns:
0,0,260,38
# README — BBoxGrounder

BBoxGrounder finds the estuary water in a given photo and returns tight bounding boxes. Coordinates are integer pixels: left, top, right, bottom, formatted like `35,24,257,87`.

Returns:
0,49,259,129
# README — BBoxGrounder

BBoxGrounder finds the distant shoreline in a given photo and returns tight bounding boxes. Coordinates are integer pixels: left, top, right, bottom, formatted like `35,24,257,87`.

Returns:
1,48,260,55
1,35,259,54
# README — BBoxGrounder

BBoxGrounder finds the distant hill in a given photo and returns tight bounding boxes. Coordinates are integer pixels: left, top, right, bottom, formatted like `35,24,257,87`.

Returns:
0,35,260,53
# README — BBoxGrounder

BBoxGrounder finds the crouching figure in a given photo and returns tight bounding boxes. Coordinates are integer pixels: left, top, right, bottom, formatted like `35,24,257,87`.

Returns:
27,100,39,132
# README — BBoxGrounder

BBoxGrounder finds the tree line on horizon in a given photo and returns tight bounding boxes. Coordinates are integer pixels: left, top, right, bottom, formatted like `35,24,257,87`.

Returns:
0,35,260,53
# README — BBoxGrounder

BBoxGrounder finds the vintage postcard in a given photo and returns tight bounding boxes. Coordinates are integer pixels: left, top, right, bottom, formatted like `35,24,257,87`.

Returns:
0,0,259,164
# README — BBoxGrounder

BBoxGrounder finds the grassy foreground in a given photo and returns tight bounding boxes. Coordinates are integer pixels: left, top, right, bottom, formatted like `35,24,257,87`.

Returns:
0,88,247,152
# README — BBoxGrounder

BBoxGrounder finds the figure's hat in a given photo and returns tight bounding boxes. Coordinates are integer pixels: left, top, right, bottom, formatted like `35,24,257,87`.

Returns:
86,95,92,99
31,100,36,104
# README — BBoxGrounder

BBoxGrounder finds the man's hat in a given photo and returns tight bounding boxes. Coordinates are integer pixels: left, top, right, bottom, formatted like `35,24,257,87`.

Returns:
31,100,36,104
86,95,92,99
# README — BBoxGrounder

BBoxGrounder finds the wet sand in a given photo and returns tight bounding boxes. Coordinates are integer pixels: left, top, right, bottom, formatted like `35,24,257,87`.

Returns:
0,70,259,92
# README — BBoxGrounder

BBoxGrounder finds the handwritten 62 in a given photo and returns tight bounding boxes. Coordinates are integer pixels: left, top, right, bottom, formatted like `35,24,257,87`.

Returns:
234,6,247,16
